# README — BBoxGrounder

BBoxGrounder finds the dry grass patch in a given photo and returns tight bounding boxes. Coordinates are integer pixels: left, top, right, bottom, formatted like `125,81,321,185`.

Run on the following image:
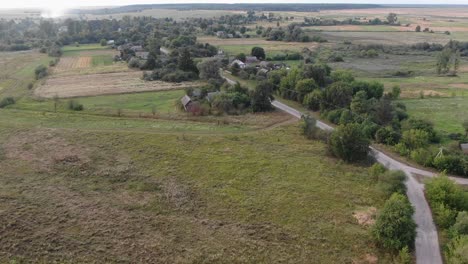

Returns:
35,71,201,98
353,207,377,226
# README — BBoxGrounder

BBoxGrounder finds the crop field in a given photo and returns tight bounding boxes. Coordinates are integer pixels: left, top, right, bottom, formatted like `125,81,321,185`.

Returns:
35,71,202,98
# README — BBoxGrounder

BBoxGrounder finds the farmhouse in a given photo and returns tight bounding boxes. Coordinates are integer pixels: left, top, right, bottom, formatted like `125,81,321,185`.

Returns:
136,51,150,60
245,56,259,64
130,45,144,52
461,143,468,154
216,31,226,38
107,40,115,46
231,59,246,69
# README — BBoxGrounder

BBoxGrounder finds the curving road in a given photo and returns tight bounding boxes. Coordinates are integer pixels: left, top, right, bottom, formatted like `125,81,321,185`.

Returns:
271,100,444,264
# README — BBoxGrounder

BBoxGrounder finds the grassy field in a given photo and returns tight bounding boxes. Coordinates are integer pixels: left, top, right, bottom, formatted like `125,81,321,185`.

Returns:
403,97,468,134
0,117,391,263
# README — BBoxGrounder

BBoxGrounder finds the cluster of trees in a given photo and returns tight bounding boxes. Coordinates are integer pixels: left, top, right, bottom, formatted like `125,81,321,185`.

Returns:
302,13,399,27
262,23,325,42
437,40,461,76
181,80,274,116
425,176,468,263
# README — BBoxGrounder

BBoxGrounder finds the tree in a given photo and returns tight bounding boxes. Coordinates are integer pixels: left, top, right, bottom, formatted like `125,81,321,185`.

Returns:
373,193,417,251
463,119,468,136
445,235,468,264
301,115,320,140
323,81,353,110
303,90,323,111
350,90,370,115
197,58,222,80
415,25,421,32
295,79,318,103
437,47,461,76
453,211,468,236
251,47,266,60
178,48,197,73
401,129,430,150
251,81,274,112
235,53,246,63
328,123,370,162
387,13,398,25
100,39,107,46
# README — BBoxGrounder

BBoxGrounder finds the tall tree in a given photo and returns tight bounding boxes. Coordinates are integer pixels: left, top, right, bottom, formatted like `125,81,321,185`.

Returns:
178,48,196,72
251,81,274,112
251,47,266,60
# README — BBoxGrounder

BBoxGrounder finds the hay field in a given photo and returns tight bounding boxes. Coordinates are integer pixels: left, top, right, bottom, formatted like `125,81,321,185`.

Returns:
35,71,201,98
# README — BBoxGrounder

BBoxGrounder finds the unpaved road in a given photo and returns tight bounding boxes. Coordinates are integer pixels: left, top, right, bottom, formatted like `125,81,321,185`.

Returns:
271,100,449,264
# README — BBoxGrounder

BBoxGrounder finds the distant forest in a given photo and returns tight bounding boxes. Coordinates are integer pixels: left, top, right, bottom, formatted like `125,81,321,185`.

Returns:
70,3,381,15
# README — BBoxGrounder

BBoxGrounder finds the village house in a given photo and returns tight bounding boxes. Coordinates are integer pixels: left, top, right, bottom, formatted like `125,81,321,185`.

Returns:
107,40,115,46
461,143,468,154
135,51,150,60
231,59,246,69
181,95,193,111
245,56,259,64
216,31,226,38
130,45,144,52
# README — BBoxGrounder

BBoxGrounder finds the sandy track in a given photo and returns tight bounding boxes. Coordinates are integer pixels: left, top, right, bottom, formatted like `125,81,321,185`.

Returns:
35,71,201,98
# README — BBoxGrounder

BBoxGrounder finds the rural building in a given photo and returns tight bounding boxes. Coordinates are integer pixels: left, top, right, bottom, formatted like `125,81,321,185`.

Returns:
259,61,272,69
216,31,226,38
181,95,193,111
107,40,115,45
231,59,246,69
130,45,144,52
135,51,150,60
245,56,259,64
257,68,269,76
227,34,234,38
461,143,468,154
206,91,221,102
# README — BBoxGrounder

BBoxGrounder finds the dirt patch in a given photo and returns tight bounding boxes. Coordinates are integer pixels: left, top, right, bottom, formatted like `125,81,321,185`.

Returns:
353,207,377,226
449,83,468,89
34,71,202,98
3,129,90,171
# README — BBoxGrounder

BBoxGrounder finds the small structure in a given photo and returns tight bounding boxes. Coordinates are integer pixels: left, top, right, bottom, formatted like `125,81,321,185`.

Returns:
461,143,468,154
130,45,144,52
227,34,234,38
206,91,221,102
257,68,269,76
181,95,193,111
231,59,246,69
245,56,259,64
216,31,226,38
259,61,272,69
135,51,150,60
107,40,115,46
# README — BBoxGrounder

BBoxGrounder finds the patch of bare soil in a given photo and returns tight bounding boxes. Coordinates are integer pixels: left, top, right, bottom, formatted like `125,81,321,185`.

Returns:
353,207,377,226
3,129,90,172
449,83,468,89
34,71,201,98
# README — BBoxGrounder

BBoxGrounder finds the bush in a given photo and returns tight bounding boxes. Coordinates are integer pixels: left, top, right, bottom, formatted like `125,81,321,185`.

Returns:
303,90,322,111
433,155,467,177
445,235,468,264
375,126,400,145
410,148,434,166
328,123,370,162
401,129,430,150
0,97,15,108
377,170,407,198
452,211,468,236
35,65,48,80
373,193,416,250
301,115,321,140
67,100,84,111
128,57,141,68
369,163,387,179
433,202,458,229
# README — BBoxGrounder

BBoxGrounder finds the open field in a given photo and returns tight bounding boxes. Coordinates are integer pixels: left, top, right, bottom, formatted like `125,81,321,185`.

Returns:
0,119,390,263
0,51,50,98
35,71,201,98
199,36,319,55
403,97,468,134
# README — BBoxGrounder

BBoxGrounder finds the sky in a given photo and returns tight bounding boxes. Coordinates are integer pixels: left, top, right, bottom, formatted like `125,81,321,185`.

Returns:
1,0,468,9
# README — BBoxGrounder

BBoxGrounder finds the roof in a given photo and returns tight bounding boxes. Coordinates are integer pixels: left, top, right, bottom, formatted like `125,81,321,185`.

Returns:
206,91,221,102
135,51,149,59
245,56,259,63
231,59,245,66
181,95,192,107
130,45,144,52
461,143,468,152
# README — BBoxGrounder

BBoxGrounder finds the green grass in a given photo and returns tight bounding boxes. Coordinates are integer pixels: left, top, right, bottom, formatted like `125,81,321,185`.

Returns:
62,43,111,56
0,109,249,133
0,118,390,262
91,55,114,66
403,96,468,134
13,90,184,115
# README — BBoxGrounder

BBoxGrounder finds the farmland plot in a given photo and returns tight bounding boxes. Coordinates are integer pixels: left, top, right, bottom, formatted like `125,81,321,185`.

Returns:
35,71,202,98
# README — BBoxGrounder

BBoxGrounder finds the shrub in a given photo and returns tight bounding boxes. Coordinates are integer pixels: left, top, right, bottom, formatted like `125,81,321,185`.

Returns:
377,170,407,198
67,100,84,111
303,90,322,111
375,127,400,145
445,235,468,264
401,129,430,150
396,246,412,264
433,155,467,177
410,148,434,166
369,163,387,180
328,123,370,162
433,202,458,229
128,57,141,68
0,97,15,108
373,193,416,250
34,65,48,80
452,211,468,236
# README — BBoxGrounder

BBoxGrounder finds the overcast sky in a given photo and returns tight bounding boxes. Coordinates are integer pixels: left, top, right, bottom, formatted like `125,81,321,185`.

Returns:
2,0,468,9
